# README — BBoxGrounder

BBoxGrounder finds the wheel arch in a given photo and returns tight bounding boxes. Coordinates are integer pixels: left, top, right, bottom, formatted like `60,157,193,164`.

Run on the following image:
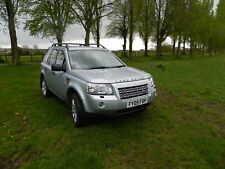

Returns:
67,87,83,102
67,87,87,111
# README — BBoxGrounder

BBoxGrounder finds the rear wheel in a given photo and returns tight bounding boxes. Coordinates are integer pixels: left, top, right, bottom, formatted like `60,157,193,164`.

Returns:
41,78,51,97
70,93,87,127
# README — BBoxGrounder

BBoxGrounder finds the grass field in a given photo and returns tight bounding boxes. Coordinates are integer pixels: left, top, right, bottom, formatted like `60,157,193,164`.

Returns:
0,55,43,64
1,55,225,169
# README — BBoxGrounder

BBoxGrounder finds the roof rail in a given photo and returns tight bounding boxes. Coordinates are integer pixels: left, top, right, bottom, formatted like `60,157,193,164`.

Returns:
51,43,108,50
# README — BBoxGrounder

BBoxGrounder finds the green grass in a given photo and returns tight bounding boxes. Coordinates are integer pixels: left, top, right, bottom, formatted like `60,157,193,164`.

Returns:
1,55,225,169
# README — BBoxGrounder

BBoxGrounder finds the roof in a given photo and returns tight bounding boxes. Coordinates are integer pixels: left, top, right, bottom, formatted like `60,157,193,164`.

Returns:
68,46,106,51
51,43,108,51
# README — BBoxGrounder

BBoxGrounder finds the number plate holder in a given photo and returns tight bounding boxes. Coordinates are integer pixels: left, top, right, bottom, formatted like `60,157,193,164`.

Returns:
127,97,148,108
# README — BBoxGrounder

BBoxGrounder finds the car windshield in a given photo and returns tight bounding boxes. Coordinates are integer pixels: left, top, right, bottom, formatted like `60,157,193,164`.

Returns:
68,50,125,70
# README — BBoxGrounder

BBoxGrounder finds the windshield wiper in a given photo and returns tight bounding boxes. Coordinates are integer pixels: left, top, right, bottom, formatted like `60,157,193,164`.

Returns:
109,65,126,68
87,65,125,70
87,66,110,70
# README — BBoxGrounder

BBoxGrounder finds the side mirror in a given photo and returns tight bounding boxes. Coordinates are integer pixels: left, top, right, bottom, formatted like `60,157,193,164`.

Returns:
51,64,66,72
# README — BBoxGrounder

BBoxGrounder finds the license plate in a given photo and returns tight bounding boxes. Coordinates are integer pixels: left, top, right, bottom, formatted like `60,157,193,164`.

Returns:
127,97,148,108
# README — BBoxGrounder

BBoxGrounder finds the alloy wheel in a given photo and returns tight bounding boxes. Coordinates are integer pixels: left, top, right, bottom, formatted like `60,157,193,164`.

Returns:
42,80,47,96
71,99,77,123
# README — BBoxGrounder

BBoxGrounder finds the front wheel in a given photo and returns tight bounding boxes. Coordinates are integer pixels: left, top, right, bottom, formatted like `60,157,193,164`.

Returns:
70,93,87,127
41,77,51,97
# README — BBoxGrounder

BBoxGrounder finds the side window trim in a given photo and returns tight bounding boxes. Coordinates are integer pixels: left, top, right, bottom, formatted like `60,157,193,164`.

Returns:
47,49,54,64
56,50,65,64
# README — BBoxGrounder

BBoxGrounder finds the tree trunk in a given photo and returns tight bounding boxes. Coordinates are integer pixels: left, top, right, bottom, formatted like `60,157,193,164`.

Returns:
128,1,134,58
56,34,63,44
96,7,100,47
123,35,127,57
176,35,181,57
144,39,148,57
122,9,127,57
155,0,161,59
5,0,19,65
85,26,90,46
189,39,193,57
144,1,148,57
172,38,176,56
182,39,186,55
202,45,205,57
93,1,101,47
96,19,100,47
129,32,133,58
156,38,162,59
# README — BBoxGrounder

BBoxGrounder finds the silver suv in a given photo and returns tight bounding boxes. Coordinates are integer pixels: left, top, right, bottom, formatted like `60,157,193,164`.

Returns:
40,43,156,127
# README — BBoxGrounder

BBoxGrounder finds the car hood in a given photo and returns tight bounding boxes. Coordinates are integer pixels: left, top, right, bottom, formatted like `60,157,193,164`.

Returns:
70,67,151,84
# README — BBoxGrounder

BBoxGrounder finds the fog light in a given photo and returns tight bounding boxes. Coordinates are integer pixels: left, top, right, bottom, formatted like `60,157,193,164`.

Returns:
98,102,105,108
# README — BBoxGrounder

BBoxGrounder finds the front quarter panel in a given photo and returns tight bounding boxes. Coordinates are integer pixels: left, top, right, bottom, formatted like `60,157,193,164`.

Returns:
66,73,88,106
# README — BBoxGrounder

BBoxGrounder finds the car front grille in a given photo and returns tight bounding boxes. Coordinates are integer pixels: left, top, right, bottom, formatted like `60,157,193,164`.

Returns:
118,84,148,99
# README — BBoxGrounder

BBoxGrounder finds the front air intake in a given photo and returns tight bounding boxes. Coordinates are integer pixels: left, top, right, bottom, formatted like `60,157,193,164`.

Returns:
118,84,148,99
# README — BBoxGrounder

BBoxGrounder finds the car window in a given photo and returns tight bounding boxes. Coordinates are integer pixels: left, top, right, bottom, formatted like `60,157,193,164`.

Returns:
48,49,58,65
69,50,124,70
56,50,65,66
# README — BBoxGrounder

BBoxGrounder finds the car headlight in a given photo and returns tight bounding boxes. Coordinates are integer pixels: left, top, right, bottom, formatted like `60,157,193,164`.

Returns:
86,83,113,95
149,77,154,86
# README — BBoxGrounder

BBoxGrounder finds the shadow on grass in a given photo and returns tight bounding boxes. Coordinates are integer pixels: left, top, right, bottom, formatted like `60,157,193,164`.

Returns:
86,110,145,127
47,92,146,128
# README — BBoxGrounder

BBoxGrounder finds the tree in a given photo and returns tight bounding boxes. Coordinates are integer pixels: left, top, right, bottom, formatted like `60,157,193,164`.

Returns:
137,0,153,57
91,0,103,46
107,0,128,55
168,0,186,57
212,0,225,53
71,0,113,46
23,0,75,43
152,0,173,58
128,0,134,57
196,0,214,56
182,0,214,56
0,0,20,65
127,0,143,57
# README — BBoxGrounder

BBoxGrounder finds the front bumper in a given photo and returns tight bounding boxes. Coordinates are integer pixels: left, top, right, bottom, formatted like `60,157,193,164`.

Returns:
83,83,156,114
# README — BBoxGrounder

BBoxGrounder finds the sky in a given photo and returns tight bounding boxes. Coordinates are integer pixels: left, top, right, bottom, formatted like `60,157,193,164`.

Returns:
0,0,220,50
0,19,150,50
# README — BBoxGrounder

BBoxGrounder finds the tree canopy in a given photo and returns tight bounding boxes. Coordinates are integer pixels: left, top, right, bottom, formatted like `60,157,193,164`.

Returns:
1,0,225,63
22,0,75,43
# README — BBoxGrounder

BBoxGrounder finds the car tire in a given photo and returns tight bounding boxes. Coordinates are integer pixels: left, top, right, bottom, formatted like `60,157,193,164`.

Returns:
41,77,51,97
70,93,87,127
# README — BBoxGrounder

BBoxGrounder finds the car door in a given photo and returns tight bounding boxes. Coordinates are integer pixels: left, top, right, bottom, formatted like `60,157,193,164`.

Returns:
51,49,68,99
44,49,58,90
